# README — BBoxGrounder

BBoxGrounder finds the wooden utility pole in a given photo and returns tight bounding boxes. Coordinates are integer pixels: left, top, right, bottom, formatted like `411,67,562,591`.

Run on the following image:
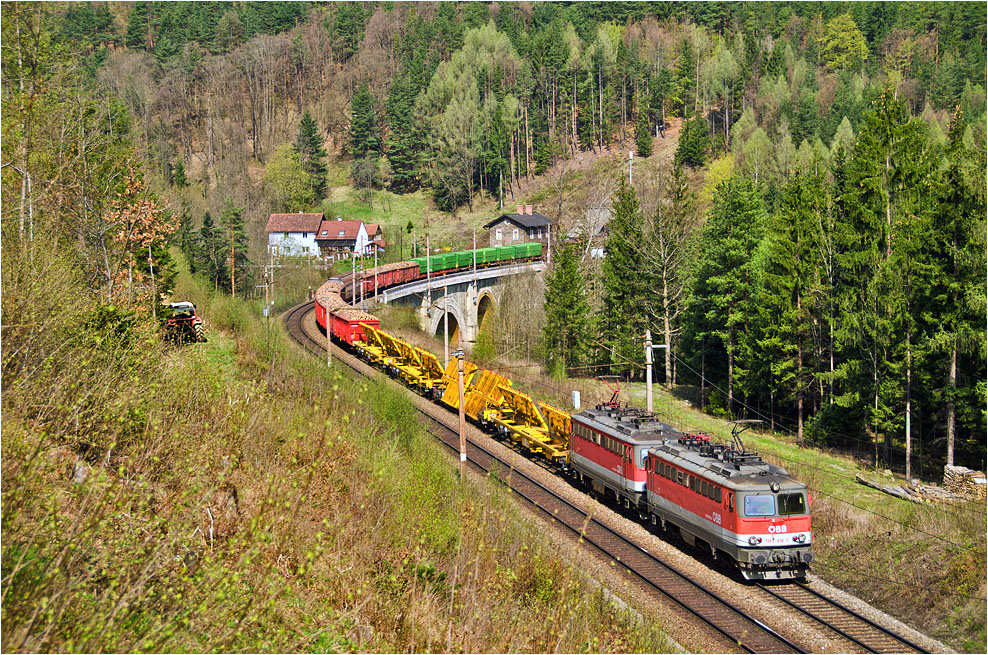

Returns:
269,249,275,305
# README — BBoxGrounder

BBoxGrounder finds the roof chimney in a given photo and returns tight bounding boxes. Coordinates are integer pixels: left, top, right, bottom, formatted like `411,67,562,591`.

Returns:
525,204,533,215
516,205,524,215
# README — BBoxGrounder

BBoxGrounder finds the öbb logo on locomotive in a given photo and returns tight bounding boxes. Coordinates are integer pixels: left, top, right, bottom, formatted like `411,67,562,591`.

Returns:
314,244,813,581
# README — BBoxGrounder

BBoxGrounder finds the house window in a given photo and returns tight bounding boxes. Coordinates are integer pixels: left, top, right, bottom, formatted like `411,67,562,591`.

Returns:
302,233,307,238
283,232,289,238
512,229,519,241
495,229,502,241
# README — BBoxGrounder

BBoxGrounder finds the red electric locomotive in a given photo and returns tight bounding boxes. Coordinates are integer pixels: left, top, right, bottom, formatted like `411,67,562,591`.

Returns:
569,403,680,514
643,426,812,581
571,402,812,581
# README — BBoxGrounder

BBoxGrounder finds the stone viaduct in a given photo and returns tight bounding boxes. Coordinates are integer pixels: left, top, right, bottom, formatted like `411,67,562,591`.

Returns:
357,261,545,348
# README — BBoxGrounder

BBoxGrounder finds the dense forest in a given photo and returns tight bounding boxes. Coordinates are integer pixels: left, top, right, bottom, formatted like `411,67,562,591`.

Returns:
2,1,985,476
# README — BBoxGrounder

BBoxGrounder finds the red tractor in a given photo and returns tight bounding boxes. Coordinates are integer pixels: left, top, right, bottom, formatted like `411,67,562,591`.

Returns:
165,302,206,343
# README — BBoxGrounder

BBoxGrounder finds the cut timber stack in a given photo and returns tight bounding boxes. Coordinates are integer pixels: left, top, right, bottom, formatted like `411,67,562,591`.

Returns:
943,465,988,500
855,473,971,504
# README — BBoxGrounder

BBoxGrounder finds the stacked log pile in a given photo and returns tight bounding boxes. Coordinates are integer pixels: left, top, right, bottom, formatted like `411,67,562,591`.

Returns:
855,473,974,504
943,465,988,500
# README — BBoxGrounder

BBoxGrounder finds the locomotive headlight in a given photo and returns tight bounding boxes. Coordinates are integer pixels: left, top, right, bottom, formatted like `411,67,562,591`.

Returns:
770,482,781,492
748,536,762,546
792,534,806,543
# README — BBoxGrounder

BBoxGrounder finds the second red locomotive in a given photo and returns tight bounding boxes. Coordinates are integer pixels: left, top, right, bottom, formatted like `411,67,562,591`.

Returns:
570,403,812,581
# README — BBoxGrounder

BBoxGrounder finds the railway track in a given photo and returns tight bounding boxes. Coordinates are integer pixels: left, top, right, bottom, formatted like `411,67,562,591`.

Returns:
284,300,799,653
757,582,928,654
283,299,933,654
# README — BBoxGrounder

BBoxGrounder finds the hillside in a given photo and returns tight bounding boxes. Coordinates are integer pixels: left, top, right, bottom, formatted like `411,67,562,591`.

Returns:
2,2,985,652
1,244,679,652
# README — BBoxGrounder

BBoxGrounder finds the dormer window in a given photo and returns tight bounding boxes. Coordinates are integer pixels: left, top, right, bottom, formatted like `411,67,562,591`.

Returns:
338,230,346,237
321,230,328,236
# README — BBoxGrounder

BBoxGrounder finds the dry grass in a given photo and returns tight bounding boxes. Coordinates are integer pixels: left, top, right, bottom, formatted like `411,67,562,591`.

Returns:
1,240,674,653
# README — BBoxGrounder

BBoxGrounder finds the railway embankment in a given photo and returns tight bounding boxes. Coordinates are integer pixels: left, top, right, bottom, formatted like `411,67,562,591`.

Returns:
1,250,675,652
376,305,986,653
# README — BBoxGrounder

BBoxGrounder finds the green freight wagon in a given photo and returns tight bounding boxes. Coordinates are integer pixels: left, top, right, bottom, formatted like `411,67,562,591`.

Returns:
495,245,514,262
456,250,474,267
524,242,542,258
477,247,497,265
511,244,528,258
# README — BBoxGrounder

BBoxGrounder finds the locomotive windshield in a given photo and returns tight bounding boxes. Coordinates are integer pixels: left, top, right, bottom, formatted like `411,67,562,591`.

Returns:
743,494,775,517
778,492,807,516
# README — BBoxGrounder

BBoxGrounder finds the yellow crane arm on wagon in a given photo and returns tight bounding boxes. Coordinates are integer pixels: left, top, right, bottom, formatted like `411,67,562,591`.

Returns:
492,386,568,462
440,366,505,419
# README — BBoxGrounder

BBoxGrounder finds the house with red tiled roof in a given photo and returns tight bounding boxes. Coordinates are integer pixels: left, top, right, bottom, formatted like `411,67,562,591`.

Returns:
265,212,324,256
314,217,370,258
365,223,386,252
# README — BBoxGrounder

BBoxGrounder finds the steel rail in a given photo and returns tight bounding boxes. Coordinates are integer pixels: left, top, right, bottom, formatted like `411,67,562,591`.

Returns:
757,582,929,654
283,300,804,654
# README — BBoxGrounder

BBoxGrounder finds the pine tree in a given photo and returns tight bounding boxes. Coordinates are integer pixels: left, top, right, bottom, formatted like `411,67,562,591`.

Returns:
175,207,197,272
349,82,379,158
293,111,327,198
331,2,367,63
635,97,653,157
599,181,650,378
125,1,156,50
925,109,988,467
675,115,708,168
172,159,187,188
197,211,227,291
542,245,593,375
220,202,251,298
755,171,824,441
386,71,422,192
835,90,931,466
644,162,697,386
349,82,379,189
687,176,766,415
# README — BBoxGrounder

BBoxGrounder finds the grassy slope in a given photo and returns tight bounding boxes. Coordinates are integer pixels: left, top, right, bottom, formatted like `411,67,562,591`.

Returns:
1,246,674,653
